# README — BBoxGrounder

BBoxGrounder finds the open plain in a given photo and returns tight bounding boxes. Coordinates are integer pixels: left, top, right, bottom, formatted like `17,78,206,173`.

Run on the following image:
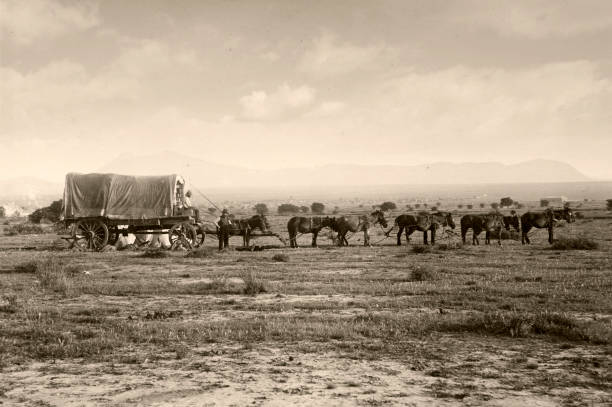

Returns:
1,208,611,406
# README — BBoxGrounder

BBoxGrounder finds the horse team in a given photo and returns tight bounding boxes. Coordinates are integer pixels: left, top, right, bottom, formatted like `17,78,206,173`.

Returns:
224,207,575,248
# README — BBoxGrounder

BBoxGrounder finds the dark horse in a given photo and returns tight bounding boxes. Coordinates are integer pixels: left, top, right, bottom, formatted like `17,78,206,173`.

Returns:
287,216,335,248
392,212,455,245
334,210,388,246
223,214,270,246
521,207,574,244
460,213,505,245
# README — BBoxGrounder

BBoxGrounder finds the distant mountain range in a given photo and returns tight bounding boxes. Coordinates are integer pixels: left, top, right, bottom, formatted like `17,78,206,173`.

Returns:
98,152,590,187
0,152,592,207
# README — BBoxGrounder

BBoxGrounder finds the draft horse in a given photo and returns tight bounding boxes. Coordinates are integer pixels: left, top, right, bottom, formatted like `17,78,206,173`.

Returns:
287,216,335,248
223,214,270,247
334,210,388,247
392,211,455,245
521,207,574,244
460,213,505,245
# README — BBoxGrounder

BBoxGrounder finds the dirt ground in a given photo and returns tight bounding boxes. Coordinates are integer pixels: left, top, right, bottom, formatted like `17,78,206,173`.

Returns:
1,209,611,406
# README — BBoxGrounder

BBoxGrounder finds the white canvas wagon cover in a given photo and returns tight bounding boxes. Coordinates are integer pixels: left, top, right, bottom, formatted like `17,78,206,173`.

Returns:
62,173,184,219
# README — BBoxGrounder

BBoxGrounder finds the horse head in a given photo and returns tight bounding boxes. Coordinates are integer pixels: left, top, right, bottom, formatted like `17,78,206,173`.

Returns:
371,210,388,228
551,207,573,224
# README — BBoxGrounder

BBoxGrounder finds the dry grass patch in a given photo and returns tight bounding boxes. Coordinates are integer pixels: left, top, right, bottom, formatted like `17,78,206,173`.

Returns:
31,257,86,297
241,270,267,295
185,247,217,258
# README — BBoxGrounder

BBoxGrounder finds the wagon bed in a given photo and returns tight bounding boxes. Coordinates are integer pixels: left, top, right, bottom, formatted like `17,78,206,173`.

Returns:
61,173,201,251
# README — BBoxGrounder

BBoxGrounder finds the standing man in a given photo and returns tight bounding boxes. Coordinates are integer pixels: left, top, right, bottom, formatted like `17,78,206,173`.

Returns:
217,209,232,250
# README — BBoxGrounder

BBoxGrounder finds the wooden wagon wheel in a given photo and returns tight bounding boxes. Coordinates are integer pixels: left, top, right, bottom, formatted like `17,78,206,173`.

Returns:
169,222,197,250
73,219,109,251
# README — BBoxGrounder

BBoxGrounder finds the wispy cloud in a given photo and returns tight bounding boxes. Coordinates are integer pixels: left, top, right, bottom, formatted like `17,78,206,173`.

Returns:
448,0,612,38
298,33,395,76
239,84,316,120
0,0,99,45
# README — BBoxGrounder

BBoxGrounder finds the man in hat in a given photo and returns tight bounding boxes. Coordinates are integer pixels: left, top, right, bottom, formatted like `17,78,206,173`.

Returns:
217,208,232,250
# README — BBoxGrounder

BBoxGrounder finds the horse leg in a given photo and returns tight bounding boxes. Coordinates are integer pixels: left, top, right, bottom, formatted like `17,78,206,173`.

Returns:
312,230,318,247
288,228,295,248
473,230,479,245
522,225,531,245
397,225,404,246
461,226,467,244
548,225,554,244
498,228,502,246
423,231,428,245
431,229,436,245
293,231,300,248
485,231,490,245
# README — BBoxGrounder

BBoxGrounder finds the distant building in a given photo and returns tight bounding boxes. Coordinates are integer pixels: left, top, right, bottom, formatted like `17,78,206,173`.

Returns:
540,196,568,207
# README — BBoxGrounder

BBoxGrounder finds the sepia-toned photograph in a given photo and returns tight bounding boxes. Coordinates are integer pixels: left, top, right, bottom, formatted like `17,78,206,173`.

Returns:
1,1,611,405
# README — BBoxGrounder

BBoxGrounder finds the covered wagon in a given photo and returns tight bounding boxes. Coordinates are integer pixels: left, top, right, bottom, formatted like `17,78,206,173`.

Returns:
62,173,202,251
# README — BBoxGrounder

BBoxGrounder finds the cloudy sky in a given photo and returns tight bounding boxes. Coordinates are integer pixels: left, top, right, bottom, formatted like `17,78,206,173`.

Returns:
1,0,611,182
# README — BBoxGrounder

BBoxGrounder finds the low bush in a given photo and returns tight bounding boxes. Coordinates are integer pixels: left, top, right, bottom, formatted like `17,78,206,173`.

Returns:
4,223,45,236
411,266,436,281
140,249,170,259
412,245,432,254
0,294,18,313
550,237,598,250
242,270,267,295
435,242,462,251
272,253,290,262
440,311,606,342
14,261,39,274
